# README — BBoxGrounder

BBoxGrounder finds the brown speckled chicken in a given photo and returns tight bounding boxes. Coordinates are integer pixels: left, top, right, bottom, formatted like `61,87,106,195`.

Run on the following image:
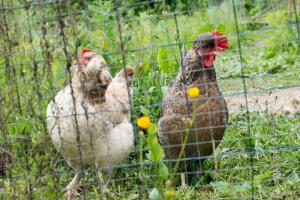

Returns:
158,30,229,184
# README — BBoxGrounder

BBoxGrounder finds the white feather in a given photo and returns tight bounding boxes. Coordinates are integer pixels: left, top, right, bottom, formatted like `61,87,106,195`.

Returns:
46,64,134,170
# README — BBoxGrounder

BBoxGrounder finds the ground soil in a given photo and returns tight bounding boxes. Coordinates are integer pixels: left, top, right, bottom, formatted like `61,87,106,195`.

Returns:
225,86,300,118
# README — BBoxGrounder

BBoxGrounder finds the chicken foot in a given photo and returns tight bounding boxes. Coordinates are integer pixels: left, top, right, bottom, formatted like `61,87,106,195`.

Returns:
65,172,82,199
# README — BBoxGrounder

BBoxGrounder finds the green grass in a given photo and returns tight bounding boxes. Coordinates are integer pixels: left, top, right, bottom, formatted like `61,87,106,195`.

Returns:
3,112,299,199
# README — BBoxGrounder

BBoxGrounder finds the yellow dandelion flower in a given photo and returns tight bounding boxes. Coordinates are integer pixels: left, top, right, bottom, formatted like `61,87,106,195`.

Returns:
137,116,151,129
187,87,200,98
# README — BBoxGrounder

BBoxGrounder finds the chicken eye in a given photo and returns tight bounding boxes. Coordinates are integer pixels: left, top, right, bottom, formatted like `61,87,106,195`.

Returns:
202,44,208,49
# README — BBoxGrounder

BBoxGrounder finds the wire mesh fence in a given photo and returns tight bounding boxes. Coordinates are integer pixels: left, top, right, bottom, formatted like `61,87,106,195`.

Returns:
0,0,300,199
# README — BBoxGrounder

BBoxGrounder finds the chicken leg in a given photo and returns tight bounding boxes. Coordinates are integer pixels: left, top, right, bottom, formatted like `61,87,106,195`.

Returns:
65,171,81,199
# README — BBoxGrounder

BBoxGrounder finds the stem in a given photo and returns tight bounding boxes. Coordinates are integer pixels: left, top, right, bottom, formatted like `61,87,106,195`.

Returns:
171,99,197,183
139,131,144,174
139,131,144,162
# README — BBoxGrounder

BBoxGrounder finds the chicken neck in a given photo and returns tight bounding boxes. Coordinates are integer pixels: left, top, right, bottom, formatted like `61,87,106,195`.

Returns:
86,87,106,105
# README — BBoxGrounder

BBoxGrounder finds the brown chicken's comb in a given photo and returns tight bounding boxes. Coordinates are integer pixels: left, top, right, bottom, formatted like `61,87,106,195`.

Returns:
211,29,229,52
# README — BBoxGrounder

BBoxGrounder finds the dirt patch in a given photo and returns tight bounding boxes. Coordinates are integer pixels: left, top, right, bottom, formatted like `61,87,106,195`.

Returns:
225,86,300,118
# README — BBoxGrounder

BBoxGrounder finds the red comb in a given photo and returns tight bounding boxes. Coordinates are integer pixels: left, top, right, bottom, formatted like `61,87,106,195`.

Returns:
80,48,93,57
211,29,229,52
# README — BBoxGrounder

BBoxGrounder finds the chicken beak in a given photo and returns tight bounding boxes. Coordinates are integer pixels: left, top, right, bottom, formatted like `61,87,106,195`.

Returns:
99,69,112,87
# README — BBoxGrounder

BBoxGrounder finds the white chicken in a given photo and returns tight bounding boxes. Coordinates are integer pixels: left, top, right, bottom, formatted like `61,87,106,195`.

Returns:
46,49,134,198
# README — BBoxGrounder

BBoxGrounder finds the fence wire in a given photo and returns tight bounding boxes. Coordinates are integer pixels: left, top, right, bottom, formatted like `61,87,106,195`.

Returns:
0,0,300,199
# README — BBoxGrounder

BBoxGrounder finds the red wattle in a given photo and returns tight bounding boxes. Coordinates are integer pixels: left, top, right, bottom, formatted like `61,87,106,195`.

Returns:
204,54,215,67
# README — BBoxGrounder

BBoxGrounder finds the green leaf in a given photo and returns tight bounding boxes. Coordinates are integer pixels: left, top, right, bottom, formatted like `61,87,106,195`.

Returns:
157,48,171,73
17,121,26,133
140,106,150,116
150,145,163,162
158,162,169,180
253,170,273,185
198,23,214,33
148,123,157,135
217,24,225,32
147,133,158,148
